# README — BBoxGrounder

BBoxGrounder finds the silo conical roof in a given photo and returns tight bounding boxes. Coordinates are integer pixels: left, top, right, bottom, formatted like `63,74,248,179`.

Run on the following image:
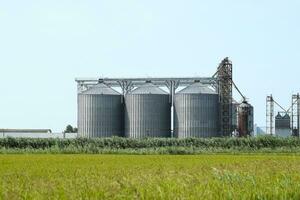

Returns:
82,83,121,95
129,83,168,95
177,82,217,94
239,100,253,108
283,113,290,119
275,112,282,119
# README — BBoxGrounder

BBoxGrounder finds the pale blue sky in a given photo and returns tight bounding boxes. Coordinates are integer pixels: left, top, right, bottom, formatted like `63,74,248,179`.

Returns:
0,1,300,132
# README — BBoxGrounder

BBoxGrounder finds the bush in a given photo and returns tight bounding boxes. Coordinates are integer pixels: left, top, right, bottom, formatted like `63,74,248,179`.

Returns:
1,136,300,154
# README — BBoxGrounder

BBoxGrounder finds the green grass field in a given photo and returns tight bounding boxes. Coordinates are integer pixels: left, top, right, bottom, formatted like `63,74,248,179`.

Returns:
1,155,300,200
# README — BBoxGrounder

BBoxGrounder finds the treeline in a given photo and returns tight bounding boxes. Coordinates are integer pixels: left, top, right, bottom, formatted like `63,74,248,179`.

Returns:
1,136,300,154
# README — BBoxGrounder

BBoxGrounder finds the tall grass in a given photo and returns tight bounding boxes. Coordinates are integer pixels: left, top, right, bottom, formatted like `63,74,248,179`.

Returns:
1,136,300,154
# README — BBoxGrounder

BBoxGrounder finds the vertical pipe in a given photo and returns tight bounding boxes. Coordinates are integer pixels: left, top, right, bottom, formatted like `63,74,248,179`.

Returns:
297,93,300,137
266,95,274,136
271,96,274,136
291,95,294,136
266,96,269,135
170,82,174,138
266,96,268,134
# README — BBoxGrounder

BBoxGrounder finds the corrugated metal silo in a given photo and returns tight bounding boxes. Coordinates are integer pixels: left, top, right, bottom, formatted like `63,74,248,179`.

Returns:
237,101,254,137
275,112,291,137
124,83,171,138
174,82,219,138
78,83,123,138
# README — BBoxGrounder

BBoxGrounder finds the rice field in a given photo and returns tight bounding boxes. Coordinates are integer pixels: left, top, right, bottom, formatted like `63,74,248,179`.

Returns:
1,154,300,199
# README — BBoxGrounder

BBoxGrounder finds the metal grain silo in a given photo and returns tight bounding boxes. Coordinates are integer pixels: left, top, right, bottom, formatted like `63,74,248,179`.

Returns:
78,83,123,138
174,82,219,138
124,83,171,138
275,112,291,137
237,101,254,137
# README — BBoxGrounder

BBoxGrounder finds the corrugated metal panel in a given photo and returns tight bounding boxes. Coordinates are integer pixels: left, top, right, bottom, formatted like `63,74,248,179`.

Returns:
174,83,219,138
275,113,290,137
125,84,171,138
275,113,290,129
78,84,123,138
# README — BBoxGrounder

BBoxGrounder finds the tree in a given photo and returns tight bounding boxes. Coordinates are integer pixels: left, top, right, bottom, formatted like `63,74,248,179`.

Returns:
63,125,78,133
64,125,74,133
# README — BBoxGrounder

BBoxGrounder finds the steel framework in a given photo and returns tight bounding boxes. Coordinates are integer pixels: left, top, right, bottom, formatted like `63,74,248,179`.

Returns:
291,94,300,137
266,95,275,135
216,57,233,136
75,58,236,136
76,77,217,104
266,94,300,137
